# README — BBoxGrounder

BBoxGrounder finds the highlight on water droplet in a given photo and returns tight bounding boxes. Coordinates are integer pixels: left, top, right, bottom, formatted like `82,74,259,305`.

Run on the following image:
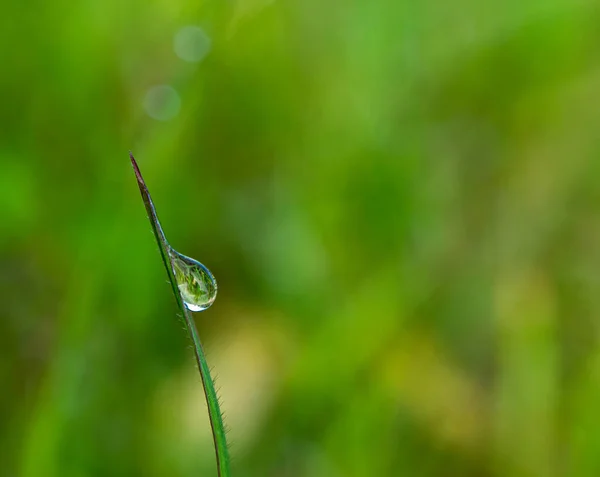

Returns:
168,248,218,312
143,85,181,121
174,25,211,63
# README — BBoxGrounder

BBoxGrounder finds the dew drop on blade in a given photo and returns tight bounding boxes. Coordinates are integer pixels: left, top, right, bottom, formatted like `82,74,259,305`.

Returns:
168,249,218,312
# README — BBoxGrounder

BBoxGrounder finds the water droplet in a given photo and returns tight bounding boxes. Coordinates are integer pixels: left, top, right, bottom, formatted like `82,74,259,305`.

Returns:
169,249,217,312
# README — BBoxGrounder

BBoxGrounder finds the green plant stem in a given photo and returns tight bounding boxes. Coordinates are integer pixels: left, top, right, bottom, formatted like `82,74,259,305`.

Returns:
129,152,230,477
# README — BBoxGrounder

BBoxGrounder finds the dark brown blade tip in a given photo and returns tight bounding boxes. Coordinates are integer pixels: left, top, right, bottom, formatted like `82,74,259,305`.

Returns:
129,151,146,188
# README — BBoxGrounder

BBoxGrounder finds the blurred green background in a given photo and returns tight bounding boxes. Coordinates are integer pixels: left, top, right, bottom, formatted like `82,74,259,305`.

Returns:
3,1,600,476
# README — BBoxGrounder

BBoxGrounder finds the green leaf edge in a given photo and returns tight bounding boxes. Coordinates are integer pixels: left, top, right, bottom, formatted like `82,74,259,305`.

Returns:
129,152,231,477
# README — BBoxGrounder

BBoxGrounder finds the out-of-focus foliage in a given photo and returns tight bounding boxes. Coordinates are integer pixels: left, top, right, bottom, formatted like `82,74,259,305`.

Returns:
2,1,600,476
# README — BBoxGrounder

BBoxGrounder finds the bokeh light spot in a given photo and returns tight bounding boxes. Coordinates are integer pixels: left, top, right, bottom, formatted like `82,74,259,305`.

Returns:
143,85,181,121
174,26,211,63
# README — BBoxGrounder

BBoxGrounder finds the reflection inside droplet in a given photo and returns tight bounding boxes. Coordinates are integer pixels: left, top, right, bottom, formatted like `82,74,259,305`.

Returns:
174,26,211,63
143,85,181,121
169,248,217,311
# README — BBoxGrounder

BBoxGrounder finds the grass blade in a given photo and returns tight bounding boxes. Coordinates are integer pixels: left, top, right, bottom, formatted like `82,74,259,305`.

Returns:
129,152,230,476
